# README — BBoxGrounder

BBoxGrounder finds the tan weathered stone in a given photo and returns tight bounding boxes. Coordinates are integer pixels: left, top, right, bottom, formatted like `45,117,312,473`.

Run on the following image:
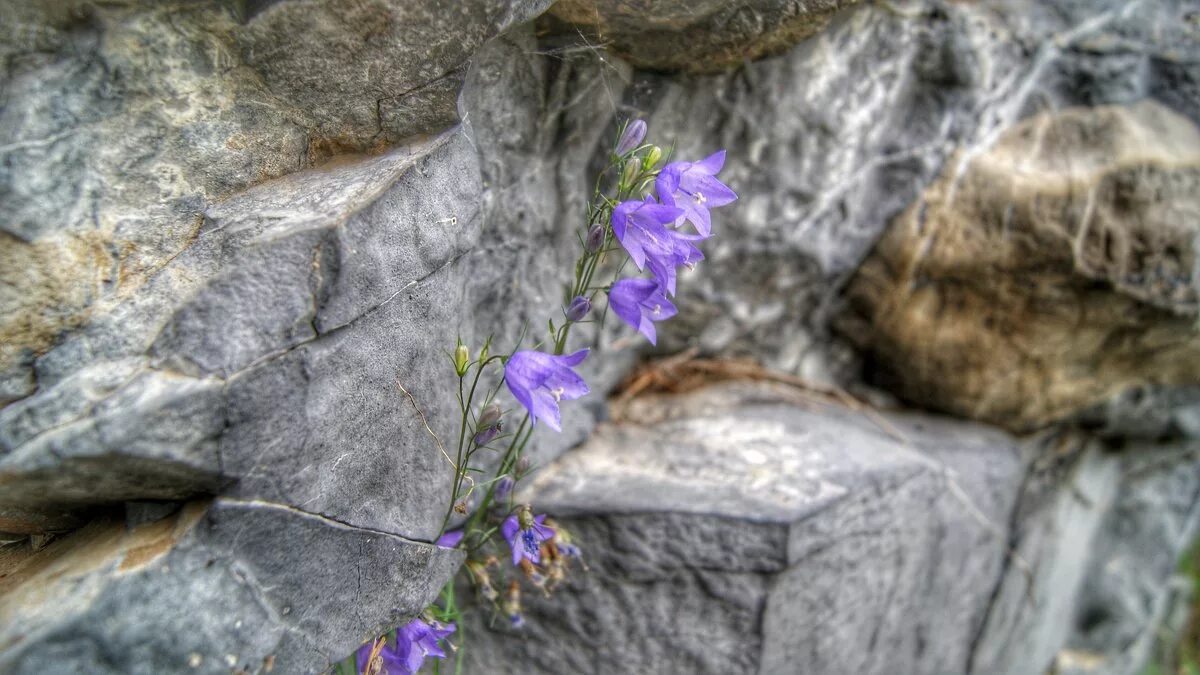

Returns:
545,0,858,73
842,101,1200,432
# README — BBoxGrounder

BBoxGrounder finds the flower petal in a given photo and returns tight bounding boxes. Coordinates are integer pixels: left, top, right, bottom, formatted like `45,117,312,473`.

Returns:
694,149,726,175
435,530,463,548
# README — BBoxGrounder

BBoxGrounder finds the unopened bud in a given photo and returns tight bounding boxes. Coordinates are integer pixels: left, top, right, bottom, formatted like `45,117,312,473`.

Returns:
479,341,489,362
643,145,663,170
565,296,591,322
621,159,640,188
495,475,515,500
478,404,502,428
453,341,469,376
586,224,605,252
515,457,531,476
473,422,501,447
615,119,646,155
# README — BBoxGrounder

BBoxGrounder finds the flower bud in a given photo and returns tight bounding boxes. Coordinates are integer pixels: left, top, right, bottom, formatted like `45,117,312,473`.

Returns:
495,475,515,501
586,224,605,252
473,423,501,447
478,404,502,428
453,341,469,376
615,119,646,155
621,159,640,188
479,341,489,363
643,145,663,170
515,457,531,476
565,296,591,322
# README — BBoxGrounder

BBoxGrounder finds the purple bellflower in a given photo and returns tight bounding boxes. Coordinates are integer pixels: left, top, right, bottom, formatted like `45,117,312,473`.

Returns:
656,150,737,238
504,349,589,432
611,196,701,295
608,278,677,345
615,119,647,155
356,618,455,675
501,510,556,566
435,529,463,549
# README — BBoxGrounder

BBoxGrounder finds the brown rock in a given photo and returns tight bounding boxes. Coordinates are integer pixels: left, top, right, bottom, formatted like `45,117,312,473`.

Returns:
841,101,1200,432
543,0,859,73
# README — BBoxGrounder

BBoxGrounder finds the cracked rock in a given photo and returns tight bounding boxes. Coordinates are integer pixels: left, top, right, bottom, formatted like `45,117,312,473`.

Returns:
0,498,463,675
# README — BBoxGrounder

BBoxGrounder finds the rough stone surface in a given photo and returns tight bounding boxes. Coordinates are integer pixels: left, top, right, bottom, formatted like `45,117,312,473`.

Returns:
970,438,1200,675
457,382,1024,674
842,102,1200,432
543,0,861,73
2,0,1200,671
0,0,550,403
0,499,464,675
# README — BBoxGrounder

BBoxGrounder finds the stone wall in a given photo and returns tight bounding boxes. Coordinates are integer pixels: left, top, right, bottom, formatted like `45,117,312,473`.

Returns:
2,0,1198,673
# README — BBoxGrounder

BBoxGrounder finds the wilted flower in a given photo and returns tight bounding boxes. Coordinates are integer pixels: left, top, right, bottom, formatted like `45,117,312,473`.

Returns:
608,278,678,345
655,150,737,238
504,349,590,432
615,119,647,155
565,296,591,322
504,580,524,629
501,507,555,566
465,559,498,601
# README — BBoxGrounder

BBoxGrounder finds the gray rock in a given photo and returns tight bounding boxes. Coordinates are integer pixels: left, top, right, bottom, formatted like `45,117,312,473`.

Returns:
0,370,225,528
457,382,1023,674
970,438,1200,675
0,0,553,402
0,498,463,675
1057,442,1200,675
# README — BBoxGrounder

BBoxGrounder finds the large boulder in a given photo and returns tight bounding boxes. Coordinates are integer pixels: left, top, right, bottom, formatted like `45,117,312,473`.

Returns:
841,102,1200,432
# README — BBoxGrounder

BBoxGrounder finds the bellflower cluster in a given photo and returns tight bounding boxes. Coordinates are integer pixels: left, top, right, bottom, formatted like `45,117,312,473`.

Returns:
348,119,734,673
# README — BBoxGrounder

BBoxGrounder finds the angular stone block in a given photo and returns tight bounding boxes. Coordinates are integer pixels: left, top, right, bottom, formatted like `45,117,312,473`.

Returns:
459,382,1023,674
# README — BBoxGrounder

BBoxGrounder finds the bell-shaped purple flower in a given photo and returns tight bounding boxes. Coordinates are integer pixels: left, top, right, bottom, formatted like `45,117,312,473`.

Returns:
615,119,647,155
504,349,590,432
612,196,701,294
608,278,678,345
501,511,556,566
655,150,737,238
356,618,455,675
